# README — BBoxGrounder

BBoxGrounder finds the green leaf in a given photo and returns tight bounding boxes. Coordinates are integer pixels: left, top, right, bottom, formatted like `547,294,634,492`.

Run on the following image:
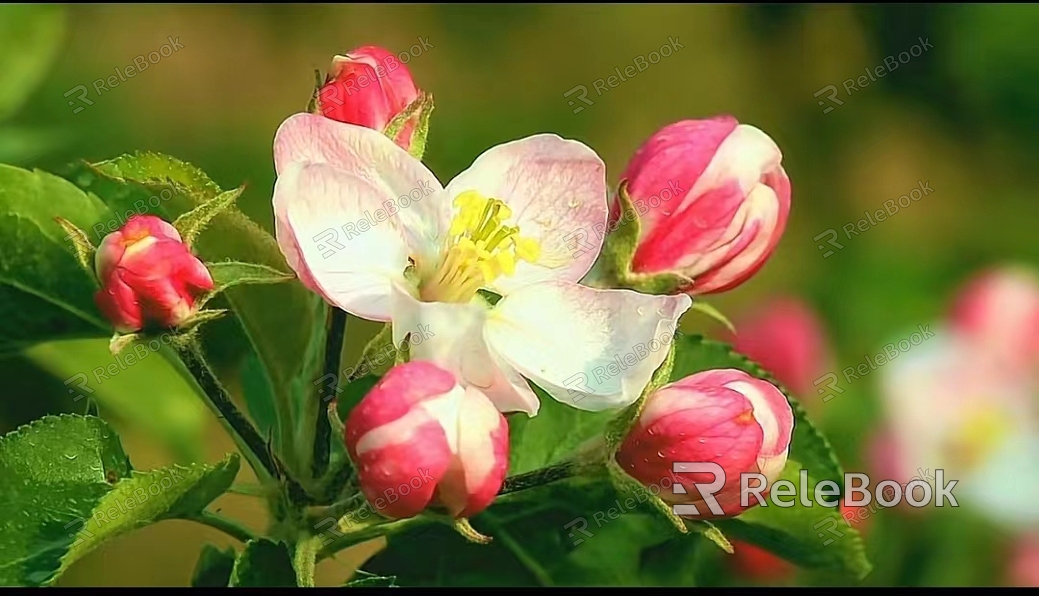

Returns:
230,539,298,587
191,543,237,587
53,216,95,276
240,349,279,441
506,385,614,476
173,186,243,247
0,414,131,587
0,6,65,121
0,165,113,353
406,92,435,160
600,181,640,278
205,261,295,296
688,300,736,334
52,454,241,582
669,334,870,578
715,462,870,579
382,93,427,147
91,152,224,200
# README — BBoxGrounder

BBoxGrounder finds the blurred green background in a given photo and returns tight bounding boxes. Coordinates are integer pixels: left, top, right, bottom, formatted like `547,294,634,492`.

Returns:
3,3,1038,586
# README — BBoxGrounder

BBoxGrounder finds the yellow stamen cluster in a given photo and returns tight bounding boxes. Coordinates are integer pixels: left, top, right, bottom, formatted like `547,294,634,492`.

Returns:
419,191,541,303
949,406,1011,470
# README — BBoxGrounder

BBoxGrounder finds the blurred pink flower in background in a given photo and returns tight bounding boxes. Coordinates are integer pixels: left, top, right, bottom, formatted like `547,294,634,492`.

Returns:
950,266,1039,374
1008,534,1039,587
728,296,833,399
876,264,1039,528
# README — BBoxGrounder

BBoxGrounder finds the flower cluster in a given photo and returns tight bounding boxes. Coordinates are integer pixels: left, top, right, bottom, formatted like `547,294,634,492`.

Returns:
91,45,797,524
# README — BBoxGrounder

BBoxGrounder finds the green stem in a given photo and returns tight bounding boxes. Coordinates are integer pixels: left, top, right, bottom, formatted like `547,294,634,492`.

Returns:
168,339,277,482
316,515,435,562
186,511,257,543
293,535,321,588
498,461,601,496
312,308,348,479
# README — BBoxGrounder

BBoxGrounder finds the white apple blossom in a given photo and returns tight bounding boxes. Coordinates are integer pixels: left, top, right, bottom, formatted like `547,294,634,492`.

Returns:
272,113,691,416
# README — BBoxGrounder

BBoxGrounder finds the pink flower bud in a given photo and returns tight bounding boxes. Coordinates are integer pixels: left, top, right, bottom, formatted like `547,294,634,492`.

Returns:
950,266,1039,371
344,360,510,519
616,368,794,519
316,46,421,149
729,297,832,399
94,215,214,333
613,116,791,294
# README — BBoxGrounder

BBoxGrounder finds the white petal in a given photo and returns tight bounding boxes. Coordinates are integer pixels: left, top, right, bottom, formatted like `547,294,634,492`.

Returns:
456,385,507,498
274,112,450,266
390,283,540,414
687,124,783,202
444,134,608,295
486,281,692,411
276,162,411,321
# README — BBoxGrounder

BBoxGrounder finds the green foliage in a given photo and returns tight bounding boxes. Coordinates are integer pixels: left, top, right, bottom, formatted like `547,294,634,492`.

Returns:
0,415,129,586
0,165,111,353
52,454,241,582
0,414,247,587
507,386,614,476
230,539,298,587
173,186,244,248
191,543,237,587
206,261,296,296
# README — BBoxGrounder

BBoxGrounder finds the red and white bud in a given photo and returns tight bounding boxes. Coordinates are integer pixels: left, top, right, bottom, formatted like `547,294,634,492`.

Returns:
344,360,509,519
612,116,791,295
316,45,422,149
616,368,794,519
94,215,213,333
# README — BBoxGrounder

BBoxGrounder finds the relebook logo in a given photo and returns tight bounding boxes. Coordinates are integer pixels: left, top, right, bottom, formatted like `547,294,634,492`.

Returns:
667,463,958,516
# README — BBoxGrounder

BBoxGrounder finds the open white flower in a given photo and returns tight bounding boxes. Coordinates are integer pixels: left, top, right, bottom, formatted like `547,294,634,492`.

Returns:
273,113,691,415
